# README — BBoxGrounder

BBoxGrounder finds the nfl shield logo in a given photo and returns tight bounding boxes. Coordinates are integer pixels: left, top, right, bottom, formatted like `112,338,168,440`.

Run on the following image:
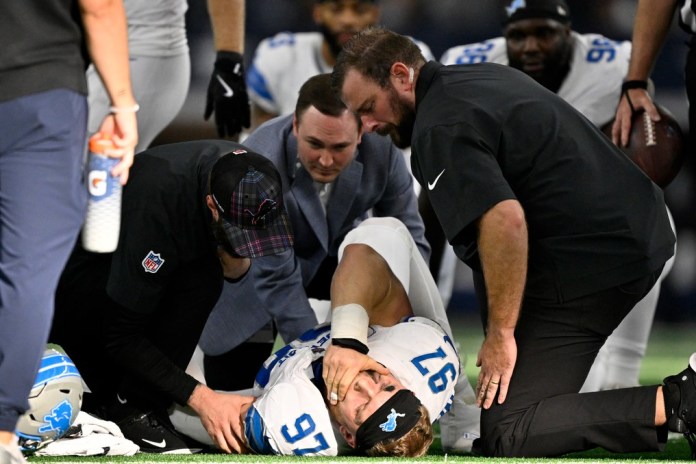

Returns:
142,251,165,273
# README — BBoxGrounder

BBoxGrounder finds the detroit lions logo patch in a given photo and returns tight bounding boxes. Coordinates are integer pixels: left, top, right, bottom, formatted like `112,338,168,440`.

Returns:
142,251,165,273
379,409,406,432
37,399,73,436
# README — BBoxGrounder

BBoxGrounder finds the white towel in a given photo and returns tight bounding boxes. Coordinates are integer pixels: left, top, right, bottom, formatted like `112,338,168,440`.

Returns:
35,411,139,456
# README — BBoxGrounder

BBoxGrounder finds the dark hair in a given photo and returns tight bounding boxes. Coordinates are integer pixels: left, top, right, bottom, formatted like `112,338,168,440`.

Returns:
295,74,360,128
332,27,425,93
364,404,433,457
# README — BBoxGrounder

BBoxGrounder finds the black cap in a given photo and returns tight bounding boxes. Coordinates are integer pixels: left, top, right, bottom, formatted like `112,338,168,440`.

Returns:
210,149,293,258
503,0,571,25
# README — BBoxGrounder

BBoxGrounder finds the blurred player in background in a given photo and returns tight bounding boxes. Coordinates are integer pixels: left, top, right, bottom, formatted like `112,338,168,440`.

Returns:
438,0,675,393
245,0,434,130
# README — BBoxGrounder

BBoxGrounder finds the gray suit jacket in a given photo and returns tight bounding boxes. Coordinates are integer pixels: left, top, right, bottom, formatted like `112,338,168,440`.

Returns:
200,115,429,354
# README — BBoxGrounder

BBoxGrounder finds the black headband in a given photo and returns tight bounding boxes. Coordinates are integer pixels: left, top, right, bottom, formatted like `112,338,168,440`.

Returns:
503,0,571,26
355,390,422,451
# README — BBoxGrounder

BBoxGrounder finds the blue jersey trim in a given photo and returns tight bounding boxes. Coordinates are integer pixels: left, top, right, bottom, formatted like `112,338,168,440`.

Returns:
245,406,275,454
246,64,273,101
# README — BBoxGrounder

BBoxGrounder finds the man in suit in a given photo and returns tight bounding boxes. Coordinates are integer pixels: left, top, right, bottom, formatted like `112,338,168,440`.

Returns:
199,73,428,389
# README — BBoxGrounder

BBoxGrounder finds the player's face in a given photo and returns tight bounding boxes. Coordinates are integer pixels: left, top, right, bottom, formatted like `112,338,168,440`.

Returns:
293,105,361,183
329,370,406,440
314,0,380,58
504,18,572,90
341,69,415,149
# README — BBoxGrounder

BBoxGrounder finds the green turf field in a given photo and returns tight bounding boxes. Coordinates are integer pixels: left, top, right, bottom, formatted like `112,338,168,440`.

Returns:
30,319,696,463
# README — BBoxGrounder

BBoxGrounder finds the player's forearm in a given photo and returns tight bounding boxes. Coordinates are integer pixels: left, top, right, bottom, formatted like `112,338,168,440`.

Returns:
207,0,245,52
626,0,679,81
79,0,136,108
477,200,527,336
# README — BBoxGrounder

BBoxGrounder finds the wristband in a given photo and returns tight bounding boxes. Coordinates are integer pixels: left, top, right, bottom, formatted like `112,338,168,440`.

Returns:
621,81,648,114
109,103,140,114
332,337,369,354
330,303,369,347
621,80,648,94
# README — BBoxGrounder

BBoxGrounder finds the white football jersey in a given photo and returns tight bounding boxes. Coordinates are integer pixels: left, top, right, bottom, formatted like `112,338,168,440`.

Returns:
440,32,631,127
246,348,338,456
247,31,435,116
247,317,458,456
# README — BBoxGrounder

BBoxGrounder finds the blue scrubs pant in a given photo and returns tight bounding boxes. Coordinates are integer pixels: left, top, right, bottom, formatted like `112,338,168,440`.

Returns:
0,89,87,431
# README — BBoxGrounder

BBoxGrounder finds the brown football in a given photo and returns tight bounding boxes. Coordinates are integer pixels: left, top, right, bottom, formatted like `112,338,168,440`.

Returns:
603,104,685,188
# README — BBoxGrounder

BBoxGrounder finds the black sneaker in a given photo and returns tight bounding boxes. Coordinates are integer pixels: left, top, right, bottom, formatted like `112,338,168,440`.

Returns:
117,410,206,454
663,352,696,459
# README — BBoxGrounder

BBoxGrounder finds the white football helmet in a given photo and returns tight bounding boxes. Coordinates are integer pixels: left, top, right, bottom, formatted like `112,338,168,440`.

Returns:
15,347,83,451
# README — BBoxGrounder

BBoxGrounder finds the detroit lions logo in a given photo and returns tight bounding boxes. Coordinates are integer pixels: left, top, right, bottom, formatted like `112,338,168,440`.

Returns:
506,0,526,16
37,399,73,436
379,409,406,433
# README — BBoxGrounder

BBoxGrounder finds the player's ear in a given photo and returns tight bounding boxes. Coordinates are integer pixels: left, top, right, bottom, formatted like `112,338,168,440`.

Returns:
339,425,357,448
292,113,299,137
206,195,220,220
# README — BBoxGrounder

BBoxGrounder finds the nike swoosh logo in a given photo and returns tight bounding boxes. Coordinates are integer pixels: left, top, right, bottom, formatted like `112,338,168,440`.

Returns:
427,169,446,190
116,393,127,404
216,75,233,97
142,438,167,448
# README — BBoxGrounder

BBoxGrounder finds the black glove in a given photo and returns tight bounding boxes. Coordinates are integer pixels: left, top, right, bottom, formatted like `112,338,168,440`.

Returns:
204,51,251,138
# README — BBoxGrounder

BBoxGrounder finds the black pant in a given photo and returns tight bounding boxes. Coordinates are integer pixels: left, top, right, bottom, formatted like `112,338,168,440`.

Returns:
478,269,667,457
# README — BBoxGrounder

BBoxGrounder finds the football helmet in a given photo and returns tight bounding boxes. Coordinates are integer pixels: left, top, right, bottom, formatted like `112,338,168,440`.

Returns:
15,347,83,451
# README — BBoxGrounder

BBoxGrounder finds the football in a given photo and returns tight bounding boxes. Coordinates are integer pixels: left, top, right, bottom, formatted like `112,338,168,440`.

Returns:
603,104,685,188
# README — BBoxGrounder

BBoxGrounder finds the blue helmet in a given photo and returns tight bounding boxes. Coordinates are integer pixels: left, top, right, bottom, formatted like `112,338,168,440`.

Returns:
15,347,83,451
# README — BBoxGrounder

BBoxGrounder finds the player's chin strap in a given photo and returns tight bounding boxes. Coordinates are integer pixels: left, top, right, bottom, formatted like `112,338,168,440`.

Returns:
330,304,370,354
355,390,422,451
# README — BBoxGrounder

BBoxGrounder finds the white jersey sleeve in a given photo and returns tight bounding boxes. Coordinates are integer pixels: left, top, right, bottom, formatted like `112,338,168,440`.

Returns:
440,37,508,65
246,32,329,116
441,33,630,127
410,37,435,62
557,32,630,127
246,349,338,456
368,317,459,422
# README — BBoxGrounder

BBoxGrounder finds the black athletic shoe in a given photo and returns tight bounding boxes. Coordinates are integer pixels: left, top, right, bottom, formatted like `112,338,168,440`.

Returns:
117,410,206,454
663,352,696,459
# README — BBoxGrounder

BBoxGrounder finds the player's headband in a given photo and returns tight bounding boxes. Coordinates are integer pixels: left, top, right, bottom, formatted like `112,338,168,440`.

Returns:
355,390,422,451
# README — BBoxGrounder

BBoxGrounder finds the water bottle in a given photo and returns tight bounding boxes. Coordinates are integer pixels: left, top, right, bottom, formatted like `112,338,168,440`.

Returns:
82,133,122,253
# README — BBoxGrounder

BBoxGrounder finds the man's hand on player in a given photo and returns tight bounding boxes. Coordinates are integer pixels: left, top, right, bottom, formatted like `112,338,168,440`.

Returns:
322,344,389,405
204,51,251,139
188,384,254,453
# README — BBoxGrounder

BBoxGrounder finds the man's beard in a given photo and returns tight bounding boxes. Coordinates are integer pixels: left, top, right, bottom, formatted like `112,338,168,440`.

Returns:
377,86,416,149
211,218,237,256
319,24,345,60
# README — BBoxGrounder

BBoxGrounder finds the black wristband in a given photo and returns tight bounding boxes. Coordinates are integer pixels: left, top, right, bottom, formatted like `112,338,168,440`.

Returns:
621,80,648,94
332,337,369,354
